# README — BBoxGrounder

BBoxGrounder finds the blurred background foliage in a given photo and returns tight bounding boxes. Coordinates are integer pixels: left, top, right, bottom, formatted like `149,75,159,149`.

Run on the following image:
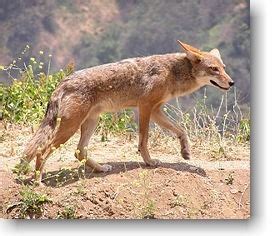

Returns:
0,0,250,108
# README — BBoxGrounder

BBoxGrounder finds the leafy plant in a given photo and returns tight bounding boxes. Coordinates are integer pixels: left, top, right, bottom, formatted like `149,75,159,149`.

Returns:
12,162,32,183
237,119,250,142
141,199,156,219
57,205,78,219
8,186,51,219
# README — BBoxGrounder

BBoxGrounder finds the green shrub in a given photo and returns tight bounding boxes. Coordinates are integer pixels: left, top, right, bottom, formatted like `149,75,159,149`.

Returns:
0,70,64,123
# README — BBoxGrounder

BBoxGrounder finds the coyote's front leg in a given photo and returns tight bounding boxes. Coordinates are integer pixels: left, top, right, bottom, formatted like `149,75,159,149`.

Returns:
151,106,191,160
138,104,161,166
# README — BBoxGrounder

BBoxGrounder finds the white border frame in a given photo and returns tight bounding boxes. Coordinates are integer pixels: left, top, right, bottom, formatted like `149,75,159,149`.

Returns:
1,0,273,235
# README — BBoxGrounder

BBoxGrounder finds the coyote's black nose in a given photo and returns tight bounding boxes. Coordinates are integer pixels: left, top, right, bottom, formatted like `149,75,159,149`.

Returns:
229,81,235,86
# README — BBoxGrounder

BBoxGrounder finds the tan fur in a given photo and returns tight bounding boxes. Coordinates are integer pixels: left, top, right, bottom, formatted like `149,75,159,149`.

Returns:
22,41,234,184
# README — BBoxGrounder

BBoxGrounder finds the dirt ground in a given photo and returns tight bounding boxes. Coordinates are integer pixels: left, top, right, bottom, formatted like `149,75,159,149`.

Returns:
0,123,250,219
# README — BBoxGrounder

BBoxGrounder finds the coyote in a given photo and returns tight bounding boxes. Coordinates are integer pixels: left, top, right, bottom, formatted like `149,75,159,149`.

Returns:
22,41,234,184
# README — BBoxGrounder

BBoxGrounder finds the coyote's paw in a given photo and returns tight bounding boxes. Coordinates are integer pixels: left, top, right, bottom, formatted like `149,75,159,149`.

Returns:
100,164,112,172
181,150,191,160
145,159,161,167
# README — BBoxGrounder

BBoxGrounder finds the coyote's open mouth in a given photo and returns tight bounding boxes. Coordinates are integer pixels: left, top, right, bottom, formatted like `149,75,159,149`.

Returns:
210,80,229,90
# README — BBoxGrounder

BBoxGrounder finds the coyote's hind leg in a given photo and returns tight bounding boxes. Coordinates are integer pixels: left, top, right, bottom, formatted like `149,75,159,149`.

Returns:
34,120,82,185
75,113,112,173
34,101,90,185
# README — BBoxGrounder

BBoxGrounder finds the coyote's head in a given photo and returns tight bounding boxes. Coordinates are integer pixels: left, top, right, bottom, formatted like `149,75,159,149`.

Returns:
178,40,234,91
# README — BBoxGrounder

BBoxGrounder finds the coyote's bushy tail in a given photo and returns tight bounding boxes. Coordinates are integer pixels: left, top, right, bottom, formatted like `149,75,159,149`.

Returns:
22,99,59,163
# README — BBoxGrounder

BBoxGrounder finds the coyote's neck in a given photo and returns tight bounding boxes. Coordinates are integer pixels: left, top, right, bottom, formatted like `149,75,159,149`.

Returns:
166,53,202,97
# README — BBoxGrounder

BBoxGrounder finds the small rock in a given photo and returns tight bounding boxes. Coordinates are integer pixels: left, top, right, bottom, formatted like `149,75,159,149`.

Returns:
230,189,239,194
98,197,103,202
189,166,198,171
91,199,98,205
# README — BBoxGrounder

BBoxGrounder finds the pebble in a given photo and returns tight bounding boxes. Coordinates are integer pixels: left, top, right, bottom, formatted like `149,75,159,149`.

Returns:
230,189,239,194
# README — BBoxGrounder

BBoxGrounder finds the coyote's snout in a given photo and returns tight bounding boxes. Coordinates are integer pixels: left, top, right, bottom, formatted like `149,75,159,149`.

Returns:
22,41,233,185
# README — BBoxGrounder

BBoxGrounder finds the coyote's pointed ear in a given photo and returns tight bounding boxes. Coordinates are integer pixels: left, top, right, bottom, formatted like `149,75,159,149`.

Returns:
177,40,203,62
210,48,223,63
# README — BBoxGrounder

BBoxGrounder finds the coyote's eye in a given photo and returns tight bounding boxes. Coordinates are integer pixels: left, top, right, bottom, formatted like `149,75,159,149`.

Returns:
210,67,219,73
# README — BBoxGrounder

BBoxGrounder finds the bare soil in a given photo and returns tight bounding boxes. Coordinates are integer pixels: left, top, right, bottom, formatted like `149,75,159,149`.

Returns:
0,123,250,219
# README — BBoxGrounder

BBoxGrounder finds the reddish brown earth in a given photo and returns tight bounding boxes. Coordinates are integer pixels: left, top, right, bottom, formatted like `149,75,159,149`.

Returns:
0,124,250,219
